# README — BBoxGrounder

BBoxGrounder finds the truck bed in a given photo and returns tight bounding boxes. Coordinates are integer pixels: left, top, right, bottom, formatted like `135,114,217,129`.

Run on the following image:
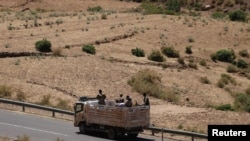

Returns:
85,103,150,129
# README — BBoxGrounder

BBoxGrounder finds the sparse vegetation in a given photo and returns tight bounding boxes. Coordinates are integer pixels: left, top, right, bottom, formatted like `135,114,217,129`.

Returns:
128,69,178,103
36,94,52,107
16,135,30,141
217,74,236,88
239,49,249,58
0,85,12,98
200,76,211,84
215,104,234,111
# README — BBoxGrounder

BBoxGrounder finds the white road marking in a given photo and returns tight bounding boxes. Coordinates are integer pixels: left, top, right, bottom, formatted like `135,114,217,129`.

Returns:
0,122,68,137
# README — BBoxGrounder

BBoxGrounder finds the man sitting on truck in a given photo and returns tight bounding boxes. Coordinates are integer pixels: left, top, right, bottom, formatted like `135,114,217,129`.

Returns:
116,94,124,103
96,89,106,105
125,95,132,107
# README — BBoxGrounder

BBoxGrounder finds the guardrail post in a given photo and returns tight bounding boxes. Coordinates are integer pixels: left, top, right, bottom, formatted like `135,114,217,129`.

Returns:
52,111,55,117
192,136,194,141
22,105,25,112
161,128,163,141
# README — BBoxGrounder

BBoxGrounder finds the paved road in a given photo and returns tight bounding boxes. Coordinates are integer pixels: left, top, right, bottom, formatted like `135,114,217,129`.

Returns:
0,109,174,141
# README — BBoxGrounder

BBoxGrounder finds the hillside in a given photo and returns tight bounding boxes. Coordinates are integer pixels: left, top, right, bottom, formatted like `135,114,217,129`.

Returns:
0,0,250,137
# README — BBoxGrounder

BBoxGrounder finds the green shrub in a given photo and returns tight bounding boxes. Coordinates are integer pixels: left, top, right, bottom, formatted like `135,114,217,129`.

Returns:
233,59,249,69
211,49,236,63
0,85,12,98
87,6,103,12
166,0,181,13
234,93,250,112
161,46,179,58
148,50,165,62
140,1,163,14
131,47,145,57
185,46,192,54
82,44,96,54
229,10,247,22
215,104,234,111
239,49,249,58
211,12,227,19
35,39,52,52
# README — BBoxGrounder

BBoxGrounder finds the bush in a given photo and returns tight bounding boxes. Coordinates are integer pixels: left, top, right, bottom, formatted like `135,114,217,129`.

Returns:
82,44,96,54
0,85,12,98
161,46,179,58
148,50,165,62
16,89,26,101
200,76,211,84
211,49,236,63
131,47,145,57
229,10,247,22
101,13,107,20
233,59,249,69
35,39,52,52
140,1,164,14
227,64,238,73
87,6,103,12
177,57,185,65
55,98,72,111
246,86,250,95
239,49,249,58
166,0,181,13
234,93,250,112
211,12,227,19
185,46,192,54
215,104,234,111
37,94,52,107
127,69,178,102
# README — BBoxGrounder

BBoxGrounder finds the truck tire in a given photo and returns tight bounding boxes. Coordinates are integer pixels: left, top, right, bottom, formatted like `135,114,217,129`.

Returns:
127,133,139,138
107,128,116,140
79,123,87,134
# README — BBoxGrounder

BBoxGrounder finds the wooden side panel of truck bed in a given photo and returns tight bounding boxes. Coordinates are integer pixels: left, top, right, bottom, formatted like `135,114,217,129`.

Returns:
85,105,150,129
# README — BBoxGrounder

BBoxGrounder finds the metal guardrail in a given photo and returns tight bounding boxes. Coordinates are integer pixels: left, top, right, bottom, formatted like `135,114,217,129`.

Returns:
0,98,74,117
0,98,207,141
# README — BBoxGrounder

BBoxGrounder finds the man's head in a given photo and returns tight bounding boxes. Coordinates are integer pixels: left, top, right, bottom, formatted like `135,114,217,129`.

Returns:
99,89,102,94
120,94,123,97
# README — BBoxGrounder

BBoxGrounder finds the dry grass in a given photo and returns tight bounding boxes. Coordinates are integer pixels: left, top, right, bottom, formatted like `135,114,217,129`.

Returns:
0,0,250,134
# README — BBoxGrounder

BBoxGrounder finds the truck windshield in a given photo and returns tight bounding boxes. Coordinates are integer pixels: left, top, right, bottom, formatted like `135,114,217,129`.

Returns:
75,104,83,113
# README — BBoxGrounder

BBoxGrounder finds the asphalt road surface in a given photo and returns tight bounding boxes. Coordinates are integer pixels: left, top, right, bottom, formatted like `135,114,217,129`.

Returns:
0,109,177,141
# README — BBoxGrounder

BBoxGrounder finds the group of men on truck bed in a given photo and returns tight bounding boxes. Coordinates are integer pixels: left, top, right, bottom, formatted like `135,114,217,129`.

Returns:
96,89,150,107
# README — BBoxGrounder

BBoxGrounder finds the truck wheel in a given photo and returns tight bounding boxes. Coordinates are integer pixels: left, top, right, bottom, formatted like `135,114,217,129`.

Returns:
79,123,87,134
107,128,116,140
128,133,139,138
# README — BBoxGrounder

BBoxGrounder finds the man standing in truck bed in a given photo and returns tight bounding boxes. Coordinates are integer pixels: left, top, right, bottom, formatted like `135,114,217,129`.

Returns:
96,89,106,105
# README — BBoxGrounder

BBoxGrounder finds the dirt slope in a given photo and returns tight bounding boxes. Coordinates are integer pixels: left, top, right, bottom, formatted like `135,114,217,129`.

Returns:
0,0,250,135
